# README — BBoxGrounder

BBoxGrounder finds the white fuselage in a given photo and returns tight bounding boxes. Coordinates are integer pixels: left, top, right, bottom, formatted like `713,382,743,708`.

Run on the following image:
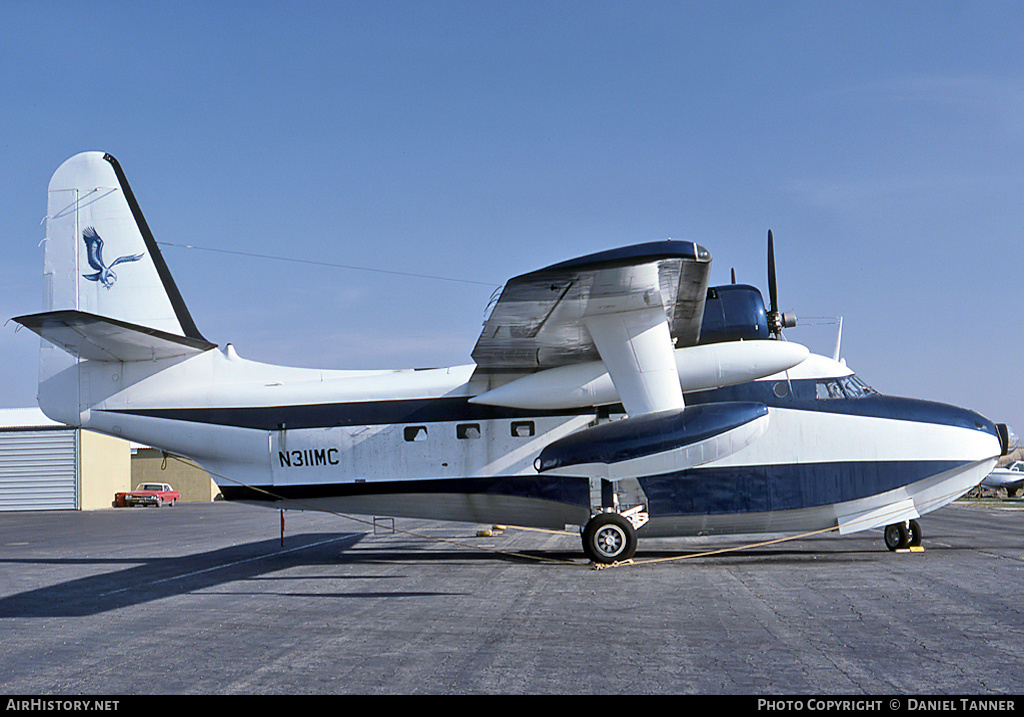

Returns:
62,345,1001,538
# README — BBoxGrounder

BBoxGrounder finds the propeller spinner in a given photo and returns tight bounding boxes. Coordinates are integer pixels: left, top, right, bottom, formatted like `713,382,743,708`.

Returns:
767,230,797,338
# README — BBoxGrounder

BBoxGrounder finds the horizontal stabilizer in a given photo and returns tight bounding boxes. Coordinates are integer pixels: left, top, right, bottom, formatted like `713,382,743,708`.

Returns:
534,402,769,481
14,310,217,362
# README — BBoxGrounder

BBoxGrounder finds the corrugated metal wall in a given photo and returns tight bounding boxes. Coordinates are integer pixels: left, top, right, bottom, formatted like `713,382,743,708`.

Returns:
0,429,78,511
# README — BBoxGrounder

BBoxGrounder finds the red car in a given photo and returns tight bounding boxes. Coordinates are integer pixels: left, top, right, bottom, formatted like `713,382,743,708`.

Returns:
115,483,180,507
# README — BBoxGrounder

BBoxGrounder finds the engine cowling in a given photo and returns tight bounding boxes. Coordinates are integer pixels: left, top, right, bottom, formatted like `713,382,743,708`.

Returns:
699,284,770,344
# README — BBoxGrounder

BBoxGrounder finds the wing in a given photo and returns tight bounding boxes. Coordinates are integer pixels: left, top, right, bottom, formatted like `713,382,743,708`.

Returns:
471,240,800,480
472,241,711,369
471,240,712,415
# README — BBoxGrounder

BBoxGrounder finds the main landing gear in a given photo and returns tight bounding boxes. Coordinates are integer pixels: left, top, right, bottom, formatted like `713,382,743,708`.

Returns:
883,519,923,551
581,506,647,564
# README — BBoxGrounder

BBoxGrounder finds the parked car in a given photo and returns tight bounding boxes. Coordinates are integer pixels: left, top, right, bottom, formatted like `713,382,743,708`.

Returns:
115,483,180,507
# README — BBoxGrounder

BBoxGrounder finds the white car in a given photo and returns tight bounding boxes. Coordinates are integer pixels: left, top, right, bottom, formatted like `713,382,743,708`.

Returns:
983,460,1024,497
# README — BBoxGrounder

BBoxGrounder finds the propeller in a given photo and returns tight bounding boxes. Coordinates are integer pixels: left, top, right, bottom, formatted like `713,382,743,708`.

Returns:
766,230,797,338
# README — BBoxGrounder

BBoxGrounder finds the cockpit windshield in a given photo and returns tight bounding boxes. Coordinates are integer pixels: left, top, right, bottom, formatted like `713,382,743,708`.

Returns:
815,375,877,400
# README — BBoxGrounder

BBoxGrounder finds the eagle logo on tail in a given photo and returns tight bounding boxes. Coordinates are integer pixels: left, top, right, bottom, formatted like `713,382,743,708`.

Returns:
81,227,144,289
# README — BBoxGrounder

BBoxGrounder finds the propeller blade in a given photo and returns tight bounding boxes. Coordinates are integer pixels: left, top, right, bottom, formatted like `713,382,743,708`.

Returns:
766,229,796,337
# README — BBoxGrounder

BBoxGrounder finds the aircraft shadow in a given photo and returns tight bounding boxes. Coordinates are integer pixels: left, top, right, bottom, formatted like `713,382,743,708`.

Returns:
0,527,930,620
0,531,463,618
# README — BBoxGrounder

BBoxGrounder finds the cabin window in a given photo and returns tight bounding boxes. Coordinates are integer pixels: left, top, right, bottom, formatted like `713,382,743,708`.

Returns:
511,420,535,438
816,380,845,400
815,376,877,400
457,423,481,439
404,426,428,442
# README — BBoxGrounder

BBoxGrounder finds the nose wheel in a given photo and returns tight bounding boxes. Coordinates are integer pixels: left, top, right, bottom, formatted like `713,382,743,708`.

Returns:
884,519,923,551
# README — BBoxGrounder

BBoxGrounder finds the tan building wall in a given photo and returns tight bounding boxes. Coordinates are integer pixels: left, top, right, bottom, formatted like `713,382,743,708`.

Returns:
130,448,220,503
80,430,131,510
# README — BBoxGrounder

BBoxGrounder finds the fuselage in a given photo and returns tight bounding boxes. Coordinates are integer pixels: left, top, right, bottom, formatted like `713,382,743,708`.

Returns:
67,345,1002,538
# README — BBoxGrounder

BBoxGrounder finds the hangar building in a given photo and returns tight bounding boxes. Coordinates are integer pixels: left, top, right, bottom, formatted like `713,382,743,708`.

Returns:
0,408,217,512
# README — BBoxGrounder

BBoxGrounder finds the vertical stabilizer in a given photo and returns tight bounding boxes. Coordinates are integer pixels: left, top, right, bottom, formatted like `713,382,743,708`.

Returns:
16,152,213,426
42,152,205,341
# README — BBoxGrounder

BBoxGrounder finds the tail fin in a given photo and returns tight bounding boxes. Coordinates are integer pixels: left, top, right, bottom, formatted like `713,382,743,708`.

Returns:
14,152,215,424
15,152,214,360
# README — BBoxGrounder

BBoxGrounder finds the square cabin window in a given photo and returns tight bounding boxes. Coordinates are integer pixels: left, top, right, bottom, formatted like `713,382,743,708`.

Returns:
404,426,428,442
511,420,535,438
457,423,481,439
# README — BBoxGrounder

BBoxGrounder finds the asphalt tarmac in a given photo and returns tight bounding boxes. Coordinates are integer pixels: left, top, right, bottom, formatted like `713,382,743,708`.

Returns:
1,499,1023,695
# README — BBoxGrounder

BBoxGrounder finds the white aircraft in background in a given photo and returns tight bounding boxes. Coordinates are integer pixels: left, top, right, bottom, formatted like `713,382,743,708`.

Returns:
13,152,1016,563
982,461,1024,497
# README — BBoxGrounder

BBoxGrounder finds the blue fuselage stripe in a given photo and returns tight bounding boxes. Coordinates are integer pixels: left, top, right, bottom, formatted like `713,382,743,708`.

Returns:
640,460,965,516
221,459,965,517
104,397,591,429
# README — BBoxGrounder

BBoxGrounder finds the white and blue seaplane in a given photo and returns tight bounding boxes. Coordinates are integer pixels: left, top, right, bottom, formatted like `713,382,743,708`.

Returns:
13,152,1016,563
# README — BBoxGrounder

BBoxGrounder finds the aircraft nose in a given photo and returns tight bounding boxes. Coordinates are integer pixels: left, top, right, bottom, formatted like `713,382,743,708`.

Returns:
887,396,1004,463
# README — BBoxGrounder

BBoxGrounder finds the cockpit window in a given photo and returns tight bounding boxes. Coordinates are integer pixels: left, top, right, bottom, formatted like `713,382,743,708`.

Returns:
815,375,877,400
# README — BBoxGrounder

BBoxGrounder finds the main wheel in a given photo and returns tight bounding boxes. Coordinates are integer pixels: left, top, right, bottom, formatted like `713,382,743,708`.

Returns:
908,519,922,547
582,513,638,564
884,522,910,551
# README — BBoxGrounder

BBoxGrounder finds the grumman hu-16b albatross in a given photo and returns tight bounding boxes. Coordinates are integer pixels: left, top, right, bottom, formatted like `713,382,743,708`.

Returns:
13,152,1017,564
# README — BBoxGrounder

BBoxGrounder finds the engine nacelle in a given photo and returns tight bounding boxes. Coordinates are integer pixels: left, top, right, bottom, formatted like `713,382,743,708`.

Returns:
469,340,807,411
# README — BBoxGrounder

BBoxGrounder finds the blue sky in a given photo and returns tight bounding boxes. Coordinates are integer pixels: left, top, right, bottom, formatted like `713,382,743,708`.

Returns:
2,1,1022,435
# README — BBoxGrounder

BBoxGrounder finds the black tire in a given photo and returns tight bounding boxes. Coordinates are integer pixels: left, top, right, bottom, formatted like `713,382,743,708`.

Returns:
884,522,910,551
582,513,638,564
908,519,922,547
